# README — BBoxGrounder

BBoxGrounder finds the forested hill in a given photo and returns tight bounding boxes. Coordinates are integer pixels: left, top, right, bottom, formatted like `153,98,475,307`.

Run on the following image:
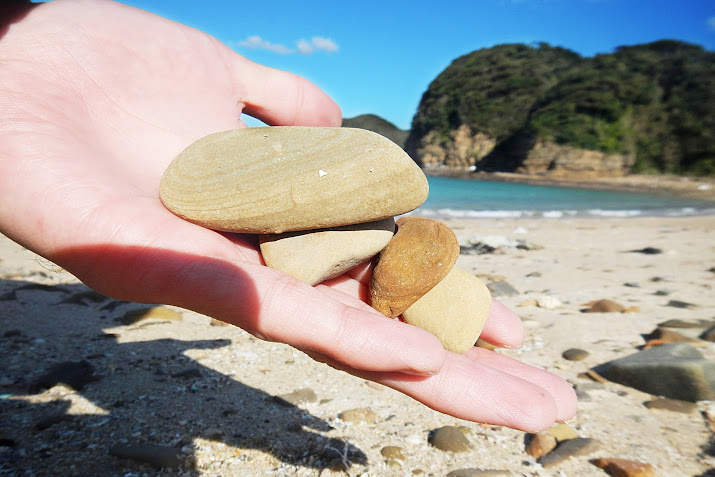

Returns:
342,114,409,149
404,41,714,177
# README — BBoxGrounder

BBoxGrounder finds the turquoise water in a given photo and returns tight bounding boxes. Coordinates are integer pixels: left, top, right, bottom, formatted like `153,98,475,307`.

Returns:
414,176,715,219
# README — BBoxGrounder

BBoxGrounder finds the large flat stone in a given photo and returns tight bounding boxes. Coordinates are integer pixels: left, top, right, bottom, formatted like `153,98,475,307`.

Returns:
604,343,715,402
259,218,395,285
160,127,428,233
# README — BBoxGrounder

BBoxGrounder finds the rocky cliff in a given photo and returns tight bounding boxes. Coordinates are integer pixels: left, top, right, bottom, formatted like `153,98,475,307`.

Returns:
406,41,714,177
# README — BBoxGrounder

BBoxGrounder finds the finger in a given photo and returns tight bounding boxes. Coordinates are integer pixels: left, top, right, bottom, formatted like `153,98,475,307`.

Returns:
79,236,447,376
346,259,374,285
464,347,578,422
316,282,373,313
234,265,446,375
478,298,525,349
231,56,342,127
330,352,561,433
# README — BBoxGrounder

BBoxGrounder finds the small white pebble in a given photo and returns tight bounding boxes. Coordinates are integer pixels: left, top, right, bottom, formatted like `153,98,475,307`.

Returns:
318,169,328,177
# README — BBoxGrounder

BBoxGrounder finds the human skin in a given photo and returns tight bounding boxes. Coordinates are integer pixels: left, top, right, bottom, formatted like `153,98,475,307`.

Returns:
0,0,576,432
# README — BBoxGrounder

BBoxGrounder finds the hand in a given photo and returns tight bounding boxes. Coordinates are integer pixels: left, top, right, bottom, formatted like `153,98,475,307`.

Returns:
0,0,576,432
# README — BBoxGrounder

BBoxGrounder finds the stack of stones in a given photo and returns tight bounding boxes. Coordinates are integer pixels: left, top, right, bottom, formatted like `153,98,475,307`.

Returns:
160,127,491,353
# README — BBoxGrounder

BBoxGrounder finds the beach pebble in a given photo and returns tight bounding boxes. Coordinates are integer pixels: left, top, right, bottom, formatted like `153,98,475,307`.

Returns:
536,296,562,309
370,217,459,317
525,432,557,458
338,408,379,424
380,446,406,467
108,443,183,468
562,348,590,361
582,298,625,313
402,267,491,353
604,343,715,402
428,426,472,452
701,326,715,342
259,218,395,285
666,299,698,309
591,457,657,477
643,397,697,414
647,327,701,345
659,319,715,329
273,388,317,406
629,247,662,254
547,423,579,442
447,470,511,477
160,127,428,234
537,437,601,468
486,280,519,297
120,306,182,325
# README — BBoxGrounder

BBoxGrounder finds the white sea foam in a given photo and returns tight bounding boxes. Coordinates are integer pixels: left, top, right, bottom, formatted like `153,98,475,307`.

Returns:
414,206,714,219
587,209,643,217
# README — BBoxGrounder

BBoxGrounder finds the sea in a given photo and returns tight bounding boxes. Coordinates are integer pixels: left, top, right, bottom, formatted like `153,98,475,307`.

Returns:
412,176,715,219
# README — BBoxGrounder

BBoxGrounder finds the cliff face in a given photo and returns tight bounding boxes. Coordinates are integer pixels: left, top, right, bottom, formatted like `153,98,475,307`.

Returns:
406,40,715,176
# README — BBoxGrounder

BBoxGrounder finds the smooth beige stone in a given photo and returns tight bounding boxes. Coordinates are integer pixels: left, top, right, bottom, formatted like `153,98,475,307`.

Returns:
160,127,428,233
370,217,459,317
402,267,491,353
259,218,395,285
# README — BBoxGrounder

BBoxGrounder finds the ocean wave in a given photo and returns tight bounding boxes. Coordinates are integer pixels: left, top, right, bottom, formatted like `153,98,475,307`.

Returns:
413,206,714,219
586,209,643,217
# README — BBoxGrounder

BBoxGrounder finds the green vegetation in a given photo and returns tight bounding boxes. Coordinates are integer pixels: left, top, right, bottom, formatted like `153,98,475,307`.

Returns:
406,40,715,175
342,114,409,149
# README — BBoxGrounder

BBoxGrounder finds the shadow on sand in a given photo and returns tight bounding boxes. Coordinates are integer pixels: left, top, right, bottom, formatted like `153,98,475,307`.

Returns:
0,278,366,475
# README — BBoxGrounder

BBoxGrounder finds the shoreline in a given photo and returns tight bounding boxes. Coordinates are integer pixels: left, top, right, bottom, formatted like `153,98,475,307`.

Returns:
422,166,715,201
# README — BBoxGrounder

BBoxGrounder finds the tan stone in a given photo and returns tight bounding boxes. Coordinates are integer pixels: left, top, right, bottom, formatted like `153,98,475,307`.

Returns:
259,218,395,285
160,127,428,233
338,408,379,424
547,423,579,442
402,267,491,353
525,432,557,459
370,217,459,317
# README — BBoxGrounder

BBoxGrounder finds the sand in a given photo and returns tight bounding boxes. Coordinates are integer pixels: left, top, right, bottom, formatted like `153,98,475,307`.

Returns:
1,215,714,476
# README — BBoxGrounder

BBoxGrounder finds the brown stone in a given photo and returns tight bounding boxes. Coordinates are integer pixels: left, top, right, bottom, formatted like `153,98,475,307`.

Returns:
525,432,557,458
428,426,472,452
582,299,626,313
160,127,428,234
591,457,657,477
370,217,459,317
647,327,700,345
643,397,697,414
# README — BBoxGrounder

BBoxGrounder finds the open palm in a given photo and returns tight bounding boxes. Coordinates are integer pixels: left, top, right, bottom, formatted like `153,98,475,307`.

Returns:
0,0,576,432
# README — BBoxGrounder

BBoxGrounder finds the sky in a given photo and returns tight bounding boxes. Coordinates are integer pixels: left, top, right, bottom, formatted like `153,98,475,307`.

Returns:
121,0,715,130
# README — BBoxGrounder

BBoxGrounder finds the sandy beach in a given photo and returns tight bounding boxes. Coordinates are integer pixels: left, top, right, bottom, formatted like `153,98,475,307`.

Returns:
1,214,714,476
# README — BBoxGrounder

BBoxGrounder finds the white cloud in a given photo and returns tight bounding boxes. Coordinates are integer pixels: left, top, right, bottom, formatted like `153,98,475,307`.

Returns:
296,39,314,55
235,36,339,55
311,36,339,53
237,36,293,55
708,16,715,31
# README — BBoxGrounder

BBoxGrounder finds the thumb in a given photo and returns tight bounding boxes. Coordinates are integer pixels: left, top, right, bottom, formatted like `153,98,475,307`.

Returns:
227,53,342,127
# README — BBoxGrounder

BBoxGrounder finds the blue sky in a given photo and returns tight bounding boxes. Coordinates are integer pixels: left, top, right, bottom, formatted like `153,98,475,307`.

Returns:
122,0,714,130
